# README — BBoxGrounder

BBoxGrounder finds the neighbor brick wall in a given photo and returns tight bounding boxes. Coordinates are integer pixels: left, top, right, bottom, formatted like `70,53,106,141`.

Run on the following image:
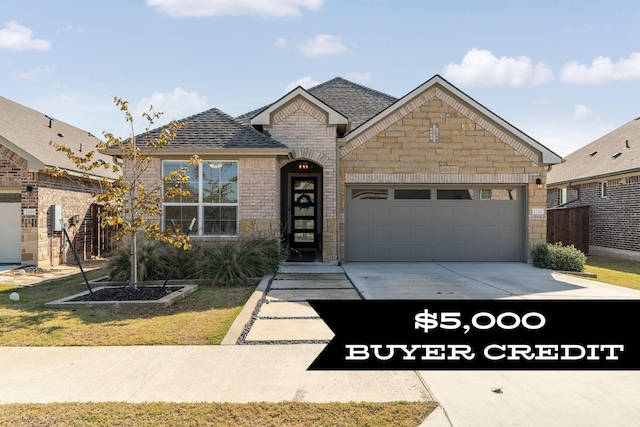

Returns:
0,143,98,266
549,175,640,253
266,97,339,262
339,94,548,260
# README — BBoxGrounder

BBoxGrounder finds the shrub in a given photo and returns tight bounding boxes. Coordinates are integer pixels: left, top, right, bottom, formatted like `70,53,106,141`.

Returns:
108,239,202,282
199,237,287,286
532,242,587,272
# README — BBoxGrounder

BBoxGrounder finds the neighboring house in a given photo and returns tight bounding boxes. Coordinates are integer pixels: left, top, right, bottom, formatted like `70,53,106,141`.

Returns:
0,96,116,267
109,75,561,263
547,117,640,260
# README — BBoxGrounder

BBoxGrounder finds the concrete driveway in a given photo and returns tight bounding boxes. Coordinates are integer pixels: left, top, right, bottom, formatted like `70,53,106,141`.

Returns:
343,262,640,299
342,262,640,426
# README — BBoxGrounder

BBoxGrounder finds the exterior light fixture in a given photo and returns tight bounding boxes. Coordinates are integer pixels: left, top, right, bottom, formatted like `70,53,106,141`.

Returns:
25,185,33,197
535,178,543,190
298,161,310,171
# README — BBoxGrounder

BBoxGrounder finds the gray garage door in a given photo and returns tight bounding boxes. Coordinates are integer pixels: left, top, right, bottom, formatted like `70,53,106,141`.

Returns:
346,186,525,262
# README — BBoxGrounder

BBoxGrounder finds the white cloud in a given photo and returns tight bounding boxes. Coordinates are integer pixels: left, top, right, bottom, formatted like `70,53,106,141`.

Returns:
147,0,324,17
443,48,554,88
0,21,52,51
274,38,288,48
11,66,55,80
65,25,85,33
285,76,319,92
136,88,208,123
573,104,594,120
347,71,373,82
560,52,640,84
298,34,347,57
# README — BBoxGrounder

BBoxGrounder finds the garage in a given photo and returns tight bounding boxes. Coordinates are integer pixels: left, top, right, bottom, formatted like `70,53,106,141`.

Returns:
0,193,22,264
346,186,526,262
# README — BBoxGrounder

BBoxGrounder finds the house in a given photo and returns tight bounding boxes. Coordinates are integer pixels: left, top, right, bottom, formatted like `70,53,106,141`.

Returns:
547,117,640,260
110,75,561,263
0,96,116,267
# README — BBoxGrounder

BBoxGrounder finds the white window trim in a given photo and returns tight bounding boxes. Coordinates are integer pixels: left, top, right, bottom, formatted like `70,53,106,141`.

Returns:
162,160,239,237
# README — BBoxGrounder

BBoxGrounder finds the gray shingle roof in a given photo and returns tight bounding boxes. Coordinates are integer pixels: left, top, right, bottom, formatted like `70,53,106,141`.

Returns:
0,96,116,178
139,107,287,150
547,117,640,185
235,77,397,130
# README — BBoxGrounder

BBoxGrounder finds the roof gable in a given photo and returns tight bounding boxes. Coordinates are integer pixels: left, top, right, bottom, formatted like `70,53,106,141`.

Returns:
338,75,562,165
251,87,349,128
236,77,397,129
548,117,640,185
0,96,115,177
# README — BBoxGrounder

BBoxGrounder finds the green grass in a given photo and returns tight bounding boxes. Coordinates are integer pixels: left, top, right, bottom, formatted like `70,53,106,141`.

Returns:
0,269,253,346
0,402,437,427
584,255,640,291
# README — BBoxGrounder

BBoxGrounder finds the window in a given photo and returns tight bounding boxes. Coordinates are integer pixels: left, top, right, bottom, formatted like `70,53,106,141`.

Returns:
395,189,431,199
351,189,388,200
560,188,567,205
163,160,238,236
600,182,608,198
437,189,474,200
480,189,517,201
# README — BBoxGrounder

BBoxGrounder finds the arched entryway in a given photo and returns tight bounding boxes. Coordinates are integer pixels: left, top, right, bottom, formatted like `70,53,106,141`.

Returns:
281,160,323,258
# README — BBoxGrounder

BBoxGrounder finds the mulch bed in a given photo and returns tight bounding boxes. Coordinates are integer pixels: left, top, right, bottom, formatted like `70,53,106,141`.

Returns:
70,286,184,302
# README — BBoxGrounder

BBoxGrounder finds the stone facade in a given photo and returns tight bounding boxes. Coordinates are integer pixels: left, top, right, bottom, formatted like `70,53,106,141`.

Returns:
548,174,640,254
339,94,548,261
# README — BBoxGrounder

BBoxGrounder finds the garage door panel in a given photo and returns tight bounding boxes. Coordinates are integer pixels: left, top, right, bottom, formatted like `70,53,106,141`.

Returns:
390,225,412,241
346,186,524,262
432,225,454,241
371,207,390,222
410,207,431,224
453,225,476,244
454,207,475,223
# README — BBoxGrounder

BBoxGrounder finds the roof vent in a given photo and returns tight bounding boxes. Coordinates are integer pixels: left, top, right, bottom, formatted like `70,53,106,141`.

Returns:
625,140,630,149
589,151,598,157
612,152,622,159
45,115,54,128
57,133,64,138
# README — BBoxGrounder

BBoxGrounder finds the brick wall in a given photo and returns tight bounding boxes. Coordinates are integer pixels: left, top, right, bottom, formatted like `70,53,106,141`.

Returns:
238,157,280,238
266,97,339,262
340,94,548,260
548,176,640,253
0,143,99,266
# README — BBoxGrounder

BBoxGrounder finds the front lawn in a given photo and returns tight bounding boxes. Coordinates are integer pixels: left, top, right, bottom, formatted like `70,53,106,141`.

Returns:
0,269,253,346
0,402,437,427
585,255,640,291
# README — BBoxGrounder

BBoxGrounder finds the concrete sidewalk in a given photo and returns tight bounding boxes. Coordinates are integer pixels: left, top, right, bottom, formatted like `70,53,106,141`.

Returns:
0,345,429,404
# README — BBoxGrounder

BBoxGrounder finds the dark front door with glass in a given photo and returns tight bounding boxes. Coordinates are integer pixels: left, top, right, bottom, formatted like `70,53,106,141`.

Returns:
290,177,318,249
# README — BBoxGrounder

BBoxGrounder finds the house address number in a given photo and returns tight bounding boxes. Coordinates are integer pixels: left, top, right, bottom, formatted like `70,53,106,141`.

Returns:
531,208,544,215
23,209,36,216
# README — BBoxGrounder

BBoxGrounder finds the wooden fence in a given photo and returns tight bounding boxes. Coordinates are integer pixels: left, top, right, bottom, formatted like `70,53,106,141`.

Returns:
546,205,590,254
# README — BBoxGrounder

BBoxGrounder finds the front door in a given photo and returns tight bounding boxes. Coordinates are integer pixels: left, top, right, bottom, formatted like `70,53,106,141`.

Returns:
290,177,318,249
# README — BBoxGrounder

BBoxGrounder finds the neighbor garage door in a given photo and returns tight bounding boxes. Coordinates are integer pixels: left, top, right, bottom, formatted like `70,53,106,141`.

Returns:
0,192,22,264
346,186,525,262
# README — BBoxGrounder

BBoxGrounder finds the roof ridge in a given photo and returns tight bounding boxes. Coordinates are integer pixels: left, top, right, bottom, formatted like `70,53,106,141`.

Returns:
310,77,397,102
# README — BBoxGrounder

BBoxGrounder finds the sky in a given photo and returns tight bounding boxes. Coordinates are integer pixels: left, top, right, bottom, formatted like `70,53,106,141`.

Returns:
2,0,640,156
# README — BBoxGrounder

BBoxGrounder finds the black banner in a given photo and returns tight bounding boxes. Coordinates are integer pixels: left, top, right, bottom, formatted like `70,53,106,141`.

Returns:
307,300,640,370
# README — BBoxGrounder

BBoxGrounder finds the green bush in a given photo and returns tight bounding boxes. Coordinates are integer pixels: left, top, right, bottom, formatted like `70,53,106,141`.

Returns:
107,236,286,286
198,237,286,286
107,239,202,282
532,242,587,272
